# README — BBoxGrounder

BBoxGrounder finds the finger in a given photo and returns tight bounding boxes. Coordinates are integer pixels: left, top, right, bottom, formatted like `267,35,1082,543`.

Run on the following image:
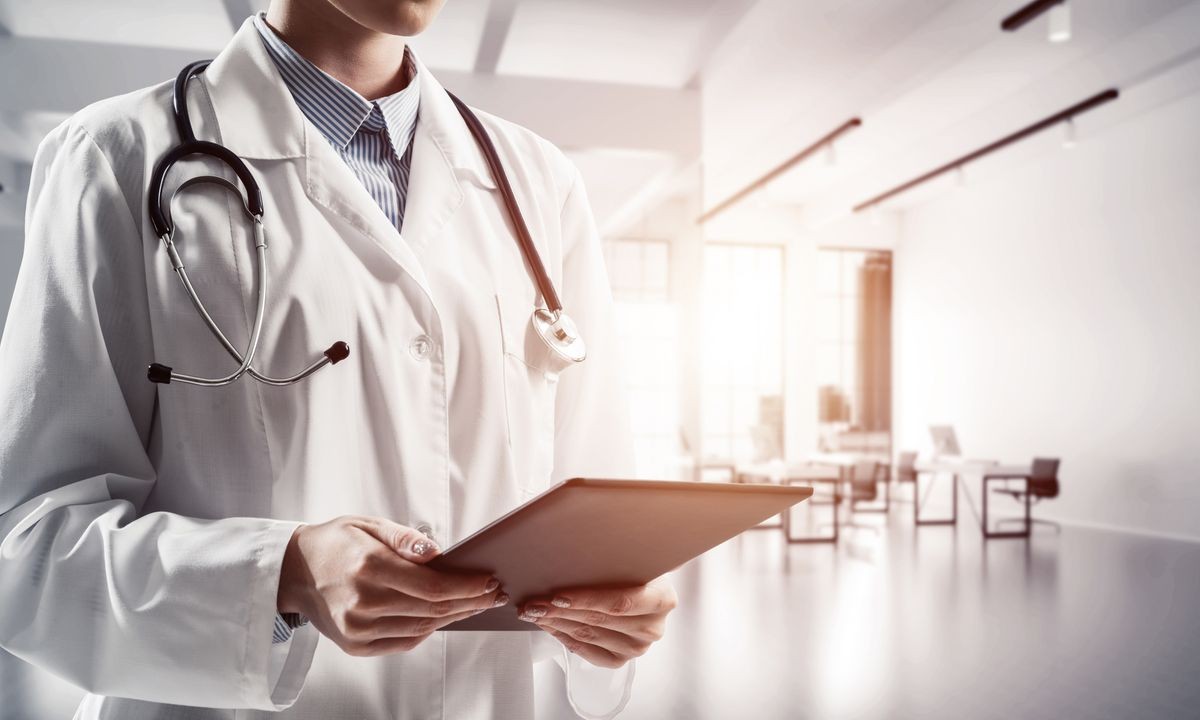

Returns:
368,588,510,619
382,562,500,602
537,584,677,617
355,599,507,640
518,605,662,640
352,517,440,563
542,628,627,670
533,617,650,658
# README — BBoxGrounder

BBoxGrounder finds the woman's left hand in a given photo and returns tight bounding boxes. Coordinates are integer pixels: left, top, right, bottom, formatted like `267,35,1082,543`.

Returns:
518,581,677,668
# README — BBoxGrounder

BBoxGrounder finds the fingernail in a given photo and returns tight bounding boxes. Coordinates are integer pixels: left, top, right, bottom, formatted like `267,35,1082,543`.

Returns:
522,604,547,618
551,596,571,608
484,577,500,593
493,593,510,608
412,539,438,556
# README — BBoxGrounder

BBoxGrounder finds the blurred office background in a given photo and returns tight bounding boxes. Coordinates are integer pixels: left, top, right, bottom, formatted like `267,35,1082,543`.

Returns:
2,1,1199,718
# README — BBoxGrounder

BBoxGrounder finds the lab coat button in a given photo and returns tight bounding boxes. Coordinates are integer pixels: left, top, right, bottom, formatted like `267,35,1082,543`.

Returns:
409,335,434,360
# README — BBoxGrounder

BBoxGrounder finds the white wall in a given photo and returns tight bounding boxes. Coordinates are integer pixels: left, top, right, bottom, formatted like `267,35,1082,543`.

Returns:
0,225,23,326
894,88,1200,540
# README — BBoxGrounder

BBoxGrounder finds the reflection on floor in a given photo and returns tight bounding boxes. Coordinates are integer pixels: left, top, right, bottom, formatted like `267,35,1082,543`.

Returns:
3,502,1197,719
621,505,1200,720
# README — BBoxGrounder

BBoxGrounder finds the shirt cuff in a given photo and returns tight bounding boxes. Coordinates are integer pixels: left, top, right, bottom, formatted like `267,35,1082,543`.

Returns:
561,648,636,720
266,624,319,707
272,613,310,644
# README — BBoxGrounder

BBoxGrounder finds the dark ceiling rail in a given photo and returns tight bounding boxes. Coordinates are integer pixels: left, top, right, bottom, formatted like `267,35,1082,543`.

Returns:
1001,0,1066,32
852,88,1118,214
697,118,862,224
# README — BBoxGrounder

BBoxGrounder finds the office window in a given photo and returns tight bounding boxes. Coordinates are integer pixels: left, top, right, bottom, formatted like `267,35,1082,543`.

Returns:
605,239,679,478
815,249,892,458
701,243,784,462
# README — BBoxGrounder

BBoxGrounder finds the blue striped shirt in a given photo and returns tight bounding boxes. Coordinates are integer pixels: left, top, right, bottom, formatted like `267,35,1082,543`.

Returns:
253,14,420,231
253,15,421,643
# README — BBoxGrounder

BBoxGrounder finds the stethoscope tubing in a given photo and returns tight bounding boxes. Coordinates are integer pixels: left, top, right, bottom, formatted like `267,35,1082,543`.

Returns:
165,234,266,387
446,91,563,315
147,59,580,388
160,219,345,386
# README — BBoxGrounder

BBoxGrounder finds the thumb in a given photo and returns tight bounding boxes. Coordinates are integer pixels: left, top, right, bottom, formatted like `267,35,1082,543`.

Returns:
356,517,441,564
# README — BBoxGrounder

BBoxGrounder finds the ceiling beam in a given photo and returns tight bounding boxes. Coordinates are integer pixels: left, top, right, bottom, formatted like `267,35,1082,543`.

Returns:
684,0,762,89
0,36,699,158
473,0,518,74
436,68,699,157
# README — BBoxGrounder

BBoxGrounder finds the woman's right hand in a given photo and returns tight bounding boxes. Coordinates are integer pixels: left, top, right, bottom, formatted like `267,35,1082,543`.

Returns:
277,515,505,656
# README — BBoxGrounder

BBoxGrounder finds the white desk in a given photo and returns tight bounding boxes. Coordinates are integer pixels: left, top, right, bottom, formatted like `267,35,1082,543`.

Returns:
735,461,842,543
912,459,1034,538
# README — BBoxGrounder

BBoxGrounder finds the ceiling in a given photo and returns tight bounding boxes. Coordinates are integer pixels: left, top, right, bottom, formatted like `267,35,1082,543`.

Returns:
0,0,757,229
2,0,1199,235
697,0,1200,235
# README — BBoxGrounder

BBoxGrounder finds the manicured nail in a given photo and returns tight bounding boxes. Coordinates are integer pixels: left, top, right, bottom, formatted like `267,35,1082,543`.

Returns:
551,596,571,608
412,539,437,556
493,593,510,608
484,577,500,593
522,604,548,618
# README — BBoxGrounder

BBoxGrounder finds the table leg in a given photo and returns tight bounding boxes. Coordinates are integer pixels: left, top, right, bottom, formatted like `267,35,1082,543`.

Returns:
914,471,958,526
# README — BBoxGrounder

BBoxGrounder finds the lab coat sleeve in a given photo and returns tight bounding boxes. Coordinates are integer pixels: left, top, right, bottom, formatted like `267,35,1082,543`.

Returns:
544,167,638,719
0,121,315,710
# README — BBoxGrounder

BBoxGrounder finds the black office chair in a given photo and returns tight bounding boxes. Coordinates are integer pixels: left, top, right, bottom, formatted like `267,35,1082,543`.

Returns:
992,457,1061,533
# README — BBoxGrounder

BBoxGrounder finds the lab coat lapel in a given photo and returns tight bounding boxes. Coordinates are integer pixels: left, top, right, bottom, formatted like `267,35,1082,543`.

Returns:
202,17,435,297
301,126,433,295
401,55,500,253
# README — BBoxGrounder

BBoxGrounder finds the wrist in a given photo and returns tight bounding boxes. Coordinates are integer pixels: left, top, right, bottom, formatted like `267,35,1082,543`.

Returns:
277,524,313,615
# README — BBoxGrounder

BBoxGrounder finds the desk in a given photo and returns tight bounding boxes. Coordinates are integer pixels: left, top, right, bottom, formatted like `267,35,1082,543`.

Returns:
736,461,843,544
980,466,1034,539
914,460,1032,539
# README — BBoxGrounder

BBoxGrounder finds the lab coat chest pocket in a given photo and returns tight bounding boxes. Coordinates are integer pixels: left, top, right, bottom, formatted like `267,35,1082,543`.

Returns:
495,293,562,497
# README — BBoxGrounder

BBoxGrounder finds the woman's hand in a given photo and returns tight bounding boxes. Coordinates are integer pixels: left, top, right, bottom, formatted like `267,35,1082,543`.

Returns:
278,516,507,657
518,581,677,668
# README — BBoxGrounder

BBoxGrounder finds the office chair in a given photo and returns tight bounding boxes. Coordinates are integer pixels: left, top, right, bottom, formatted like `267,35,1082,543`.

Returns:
849,459,889,513
991,457,1061,533
839,460,886,533
892,451,919,504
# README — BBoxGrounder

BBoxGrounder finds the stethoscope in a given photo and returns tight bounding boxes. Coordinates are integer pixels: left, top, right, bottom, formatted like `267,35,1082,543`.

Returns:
146,60,585,388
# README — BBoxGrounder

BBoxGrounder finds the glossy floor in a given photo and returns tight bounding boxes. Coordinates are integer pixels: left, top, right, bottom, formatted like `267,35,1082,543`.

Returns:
619,498,1200,719
3,496,1197,719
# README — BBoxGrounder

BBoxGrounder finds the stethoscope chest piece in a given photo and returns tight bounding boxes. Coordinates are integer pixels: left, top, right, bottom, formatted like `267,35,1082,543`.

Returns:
532,308,587,366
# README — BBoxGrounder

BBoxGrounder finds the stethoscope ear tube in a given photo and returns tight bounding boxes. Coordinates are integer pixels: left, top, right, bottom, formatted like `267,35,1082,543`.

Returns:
172,60,211,143
148,140,265,238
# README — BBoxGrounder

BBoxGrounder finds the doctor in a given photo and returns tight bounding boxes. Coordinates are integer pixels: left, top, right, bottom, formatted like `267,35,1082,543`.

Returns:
0,0,676,718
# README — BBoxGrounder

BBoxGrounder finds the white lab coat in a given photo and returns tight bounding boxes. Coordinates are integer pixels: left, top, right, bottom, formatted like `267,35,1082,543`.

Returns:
0,18,636,720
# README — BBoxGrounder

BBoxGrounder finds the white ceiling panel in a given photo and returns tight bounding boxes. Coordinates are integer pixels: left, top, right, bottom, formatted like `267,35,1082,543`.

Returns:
496,0,724,87
0,0,236,52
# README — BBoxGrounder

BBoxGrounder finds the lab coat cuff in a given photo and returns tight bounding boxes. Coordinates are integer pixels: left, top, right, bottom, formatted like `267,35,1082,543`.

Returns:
562,649,636,720
242,519,317,710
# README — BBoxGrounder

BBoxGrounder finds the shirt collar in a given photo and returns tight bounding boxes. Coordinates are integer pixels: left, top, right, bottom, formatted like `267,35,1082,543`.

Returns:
252,13,420,155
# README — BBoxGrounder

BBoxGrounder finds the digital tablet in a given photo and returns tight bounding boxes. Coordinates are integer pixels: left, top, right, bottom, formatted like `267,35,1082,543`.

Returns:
428,478,813,631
